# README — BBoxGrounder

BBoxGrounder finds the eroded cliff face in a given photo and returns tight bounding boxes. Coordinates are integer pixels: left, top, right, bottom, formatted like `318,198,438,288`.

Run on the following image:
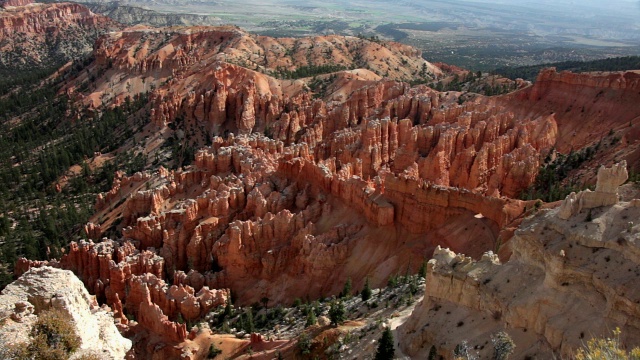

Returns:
70,26,444,132
398,163,640,359
10,20,640,357
0,1,123,69
506,68,640,154
0,0,33,8
84,113,535,304
40,28,557,313
90,26,440,82
15,239,228,344
14,105,540,352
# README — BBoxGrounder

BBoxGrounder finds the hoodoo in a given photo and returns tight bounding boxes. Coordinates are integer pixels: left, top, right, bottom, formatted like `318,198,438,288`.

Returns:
2,3,640,357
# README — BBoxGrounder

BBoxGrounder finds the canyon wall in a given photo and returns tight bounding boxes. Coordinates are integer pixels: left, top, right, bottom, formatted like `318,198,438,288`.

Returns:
16,239,229,343
0,1,123,69
506,68,640,154
8,21,640,357
399,163,640,359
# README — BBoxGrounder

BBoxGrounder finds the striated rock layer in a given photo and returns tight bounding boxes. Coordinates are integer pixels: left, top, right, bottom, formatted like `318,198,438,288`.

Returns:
37,31,631,310
15,239,229,343
12,23,640,356
506,68,640,154
0,1,123,69
398,163,640,359
87,127,530,306
0,0,33,8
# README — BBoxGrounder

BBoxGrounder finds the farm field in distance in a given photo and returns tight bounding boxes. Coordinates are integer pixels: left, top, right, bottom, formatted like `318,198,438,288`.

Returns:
74,0,640,70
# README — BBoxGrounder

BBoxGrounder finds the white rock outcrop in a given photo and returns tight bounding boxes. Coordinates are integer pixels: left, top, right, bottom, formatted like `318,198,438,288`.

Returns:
558,161,628,220
399,186,640,359
0,266,131,359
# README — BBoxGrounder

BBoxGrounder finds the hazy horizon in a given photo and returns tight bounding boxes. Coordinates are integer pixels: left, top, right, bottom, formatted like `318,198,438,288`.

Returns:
74,0,640,69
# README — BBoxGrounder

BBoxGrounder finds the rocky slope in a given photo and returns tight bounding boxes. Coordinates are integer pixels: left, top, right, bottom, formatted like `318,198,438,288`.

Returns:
84,2,221,27
398,162,640,359
506,69,640,155
69,25,443,107
5,17,640,358
0,266,131,359
1,0,33,7
0,0,123,70
15,239,229,346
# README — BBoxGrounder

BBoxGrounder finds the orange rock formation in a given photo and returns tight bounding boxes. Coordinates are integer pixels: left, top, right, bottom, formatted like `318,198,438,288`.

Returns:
11,22,640,357
16,239,229,343
0,1,122,68
0,0,33,8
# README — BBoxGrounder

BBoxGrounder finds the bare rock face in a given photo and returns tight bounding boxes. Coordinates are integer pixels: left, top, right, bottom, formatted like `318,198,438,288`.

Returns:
92,26,439,84
398,190,640,359
12,22,640,358
15,239,229,344
73,127,530,305
0,0,33,8
95,171,152,213
535,68,640,92
0,266,132,359
56,33,589,308
136,281,187,343
595,160,629,193
509,68,640,155
0,2,123,69
558,161,628,219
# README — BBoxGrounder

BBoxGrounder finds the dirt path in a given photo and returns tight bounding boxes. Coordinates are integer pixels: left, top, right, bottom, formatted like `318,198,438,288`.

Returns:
388,295,423,359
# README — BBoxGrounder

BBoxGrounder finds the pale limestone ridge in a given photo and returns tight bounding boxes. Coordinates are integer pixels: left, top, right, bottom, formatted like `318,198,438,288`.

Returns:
0,266,131,359
558,161,628,220
398,190,640,359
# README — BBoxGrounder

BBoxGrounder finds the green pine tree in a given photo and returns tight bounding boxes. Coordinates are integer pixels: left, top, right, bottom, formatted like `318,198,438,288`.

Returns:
223,299,233,319
243,310,255,333
329,301,346,326
361,277,372,301
305,308,317,327
298,332,312,355
340,277,352,298
428,345,437,360
375,327,395,360
387,275,398,288
418,260,427,279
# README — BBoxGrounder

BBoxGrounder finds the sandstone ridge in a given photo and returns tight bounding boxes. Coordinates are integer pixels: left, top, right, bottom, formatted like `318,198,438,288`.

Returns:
0,1,123,69
6,12,640,357
398,162,640,359
20,36,640,353
0,0,33,8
